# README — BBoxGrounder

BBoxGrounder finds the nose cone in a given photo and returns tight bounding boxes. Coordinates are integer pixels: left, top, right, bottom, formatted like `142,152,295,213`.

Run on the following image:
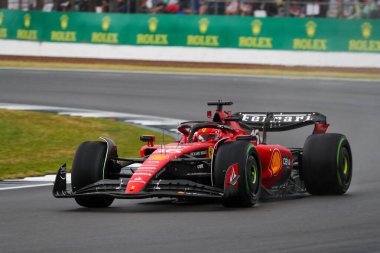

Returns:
126,153,173,194
126,143,212,194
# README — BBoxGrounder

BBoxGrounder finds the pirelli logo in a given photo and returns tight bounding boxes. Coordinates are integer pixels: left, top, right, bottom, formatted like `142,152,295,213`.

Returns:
241,114,313,123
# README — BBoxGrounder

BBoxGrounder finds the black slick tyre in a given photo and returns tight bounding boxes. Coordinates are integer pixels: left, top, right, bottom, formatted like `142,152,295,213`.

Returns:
302,133,352,195
71,141,114,208
213,141,261,207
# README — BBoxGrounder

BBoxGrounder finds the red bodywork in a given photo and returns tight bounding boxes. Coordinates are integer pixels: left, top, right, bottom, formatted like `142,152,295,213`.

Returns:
129,109,328,193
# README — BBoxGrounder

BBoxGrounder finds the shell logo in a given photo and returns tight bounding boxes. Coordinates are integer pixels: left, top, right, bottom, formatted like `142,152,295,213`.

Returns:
148,17,158,33
199,18,209,34
306,21,317,38
361,22,372,39
60,15,69,30
208,146,214,158
269,149,282,176
251,20,262,36
102,16,111,31
24,13,31,28
0,12,3,26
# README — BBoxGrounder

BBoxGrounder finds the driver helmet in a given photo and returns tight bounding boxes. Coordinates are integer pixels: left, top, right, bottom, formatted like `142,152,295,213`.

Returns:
193,128,221,142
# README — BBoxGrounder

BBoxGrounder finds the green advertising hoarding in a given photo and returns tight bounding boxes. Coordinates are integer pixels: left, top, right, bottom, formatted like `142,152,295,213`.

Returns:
0,9,379,53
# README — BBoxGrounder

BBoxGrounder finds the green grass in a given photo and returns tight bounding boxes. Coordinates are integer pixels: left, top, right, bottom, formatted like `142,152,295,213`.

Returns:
0,109,174,180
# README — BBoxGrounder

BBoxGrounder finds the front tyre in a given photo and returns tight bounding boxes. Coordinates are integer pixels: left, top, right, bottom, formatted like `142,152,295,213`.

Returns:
214,141,261,207
71,141,114,208
302,133,352,195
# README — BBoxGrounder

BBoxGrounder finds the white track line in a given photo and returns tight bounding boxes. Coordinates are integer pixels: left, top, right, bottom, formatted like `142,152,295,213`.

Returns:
0,103,185,129
4,174,71,182
0,183,53,191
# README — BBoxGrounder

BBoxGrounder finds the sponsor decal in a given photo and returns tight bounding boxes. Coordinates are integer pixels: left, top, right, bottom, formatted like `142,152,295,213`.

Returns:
149,154,169,160
58,165,66,180
199,18,209,34
157,148,182,154
189,150,208,157
16,13,38,40
306,21,317,37
137,34,168,45
91,16,119,44
166,145,191,149
0,12,7,39
252,20,262,35
251,129,260,144
136,17,168,45
148,17,158,33
133,172,152,177
24,13,31,28
241,113,313,123
225,163,239,187
208,146,214,158
137,166,157,171
348,40,380,52
292,21,328,51
269,149,282,176
102,16,111,31
283,156,291,166
187,18,219,47
129,177,146,184
348,22,380,52
239,20,273,49
60,15,68,30
145,160,160,164
362,22,372,38
50,15,77,42
282,156,291,175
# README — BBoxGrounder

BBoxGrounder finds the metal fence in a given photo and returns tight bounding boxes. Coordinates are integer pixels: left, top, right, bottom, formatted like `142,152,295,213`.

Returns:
1,0,379,18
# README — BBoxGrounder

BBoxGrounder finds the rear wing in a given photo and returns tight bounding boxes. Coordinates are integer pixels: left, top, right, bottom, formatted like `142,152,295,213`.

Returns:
234,112,327,132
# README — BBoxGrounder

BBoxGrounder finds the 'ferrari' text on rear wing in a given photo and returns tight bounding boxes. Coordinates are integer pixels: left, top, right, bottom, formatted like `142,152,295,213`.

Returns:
235,112,327,132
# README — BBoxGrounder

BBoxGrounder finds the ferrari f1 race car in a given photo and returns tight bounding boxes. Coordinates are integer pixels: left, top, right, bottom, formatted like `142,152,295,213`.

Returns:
53,101,352,208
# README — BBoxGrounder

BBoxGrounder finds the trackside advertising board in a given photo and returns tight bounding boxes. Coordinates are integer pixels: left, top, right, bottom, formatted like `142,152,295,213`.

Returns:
0,9,379,53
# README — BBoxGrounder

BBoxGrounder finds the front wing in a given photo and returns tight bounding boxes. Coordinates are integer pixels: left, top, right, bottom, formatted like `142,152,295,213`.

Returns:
52,164,223,200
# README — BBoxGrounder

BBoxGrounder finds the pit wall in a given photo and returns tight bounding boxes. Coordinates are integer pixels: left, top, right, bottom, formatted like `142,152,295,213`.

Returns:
1,10,380,68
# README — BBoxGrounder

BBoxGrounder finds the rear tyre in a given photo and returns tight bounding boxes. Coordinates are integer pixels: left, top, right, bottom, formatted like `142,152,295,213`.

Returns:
214,141,261,207
302,133,352,195
71,141,114,208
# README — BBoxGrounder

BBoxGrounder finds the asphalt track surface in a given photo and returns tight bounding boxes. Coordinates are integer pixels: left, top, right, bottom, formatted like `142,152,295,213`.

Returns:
1,68,380,252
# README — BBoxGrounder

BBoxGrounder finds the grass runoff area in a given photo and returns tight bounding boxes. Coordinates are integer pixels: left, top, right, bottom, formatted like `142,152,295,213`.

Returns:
0,56,379,80
0,109,173,180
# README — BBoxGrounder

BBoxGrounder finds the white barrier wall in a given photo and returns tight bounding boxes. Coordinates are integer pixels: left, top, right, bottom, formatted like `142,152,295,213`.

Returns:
1,40,380,68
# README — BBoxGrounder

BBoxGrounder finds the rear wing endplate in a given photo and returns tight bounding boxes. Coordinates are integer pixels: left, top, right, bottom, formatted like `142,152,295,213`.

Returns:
234,112,327,132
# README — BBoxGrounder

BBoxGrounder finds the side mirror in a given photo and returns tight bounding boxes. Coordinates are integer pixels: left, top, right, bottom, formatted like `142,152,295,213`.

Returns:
140,135,156,147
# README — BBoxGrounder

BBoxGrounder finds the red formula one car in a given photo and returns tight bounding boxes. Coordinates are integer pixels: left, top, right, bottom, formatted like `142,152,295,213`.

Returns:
53,101,352,208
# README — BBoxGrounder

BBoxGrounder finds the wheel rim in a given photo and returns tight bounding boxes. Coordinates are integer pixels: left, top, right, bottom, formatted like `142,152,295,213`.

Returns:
252,164,257,185
343,156,349,175
248,156,259,195
338,146,351,187
340,152,350,183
